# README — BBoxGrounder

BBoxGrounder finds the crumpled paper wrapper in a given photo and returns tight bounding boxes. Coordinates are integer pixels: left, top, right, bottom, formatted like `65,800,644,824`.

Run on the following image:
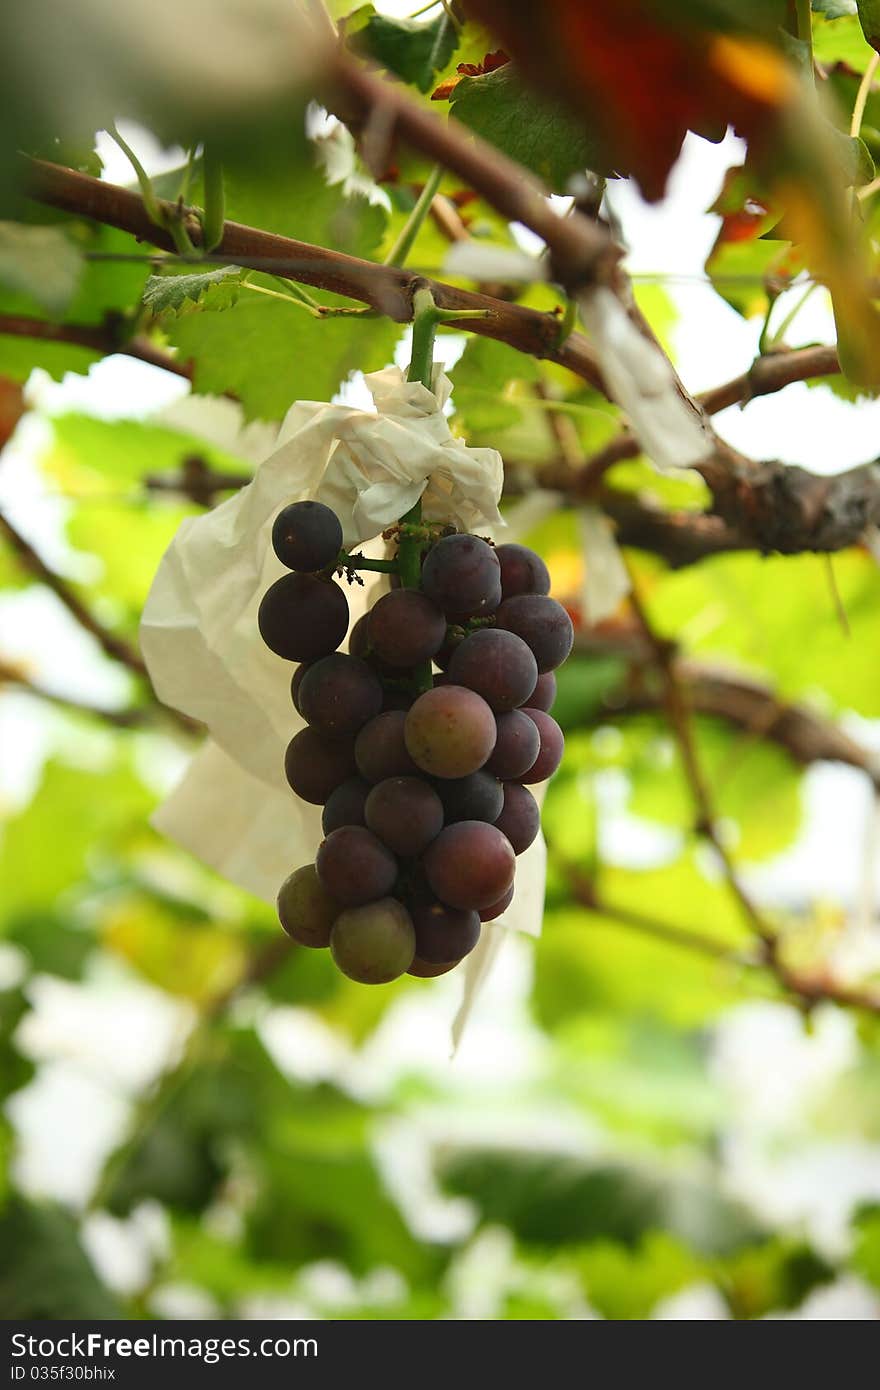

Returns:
141,366,545,1045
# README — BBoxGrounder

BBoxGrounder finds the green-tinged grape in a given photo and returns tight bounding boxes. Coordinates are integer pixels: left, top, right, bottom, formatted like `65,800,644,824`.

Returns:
364,776,444,857
355,710,419,783
447,628,538,712
495,781,540,854
404,685,497,779
367,589,446,667
276,864,338,947
330,898,415,983
298,653,383,739
495,542,551,601
316,825,398,905
258,573,349,662
486,709,540,780
284,728,356,804
420,533,502,619
423,821,515,910
495,594,574,673
322,776,370,834
272,500,342,572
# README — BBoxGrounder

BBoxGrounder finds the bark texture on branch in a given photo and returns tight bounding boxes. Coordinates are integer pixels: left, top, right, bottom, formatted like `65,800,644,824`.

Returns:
24,157,607,394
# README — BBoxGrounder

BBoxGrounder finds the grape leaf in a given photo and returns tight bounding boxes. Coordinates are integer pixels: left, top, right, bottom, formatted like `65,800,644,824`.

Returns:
0,222,83,315
449,64,612,192
352,10,459,94
0,1200,122,1319
143,265,243,317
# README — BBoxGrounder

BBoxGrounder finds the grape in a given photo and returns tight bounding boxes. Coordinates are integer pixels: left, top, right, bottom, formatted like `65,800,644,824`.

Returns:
494,781,540,855
479,884,515,921
519,709,564,784
367,589,446,667
284,728,356,804
382,688,414,712
448,628,538,713
420,533,502,619
434,626,467,671
407,884,481,963
408,955,463,978
290,662,311,714
486,710,540,781
364,776,444,857
404,685,497,779
355,710,418,783
258,573,349,662
494,594,574,673
348,612,372,661
298,653,383,739
423,821,515,910
495,542,551,601
435,770,503,824
276,864,338,947
316,825,398,906
272,500,342,573
330,898,415,984
526,670,557,713
322,776,370,834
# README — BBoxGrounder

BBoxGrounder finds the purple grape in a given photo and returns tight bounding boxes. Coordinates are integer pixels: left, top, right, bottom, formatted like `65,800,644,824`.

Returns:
495,542,551,601
407,884,481,964
316,825,398,906
479,884,515,921
423,821,516,910
272,500,342,573
276,864,339,947
367,589,446,667
494,594,574,673
404,685,497,779
495,782,540,855
519,709,564,784
408,955,463,978
447,628,538,713
322,776,370,835
435,770,503,824
420,534,502,619
330,898,415,984
355,710,418,783
526,670,557,713
298,653,383,739
364,776,444,857
284,729,356,804
486,710,540,781
258,573,349,663
382,688,414,712
290,662,312,714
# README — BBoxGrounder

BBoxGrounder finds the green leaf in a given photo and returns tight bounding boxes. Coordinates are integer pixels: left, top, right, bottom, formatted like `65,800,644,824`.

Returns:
0,1199,122,1318
0,222,83,315
449,64,613,193
0,989,35,1102
440,1147,764,1255
858,0,880,50
813,12,876,64
449,335,539,434
169,291,400,421
352,11,459,93
852,1203,880,1288
143,265,243,317
0,758,154,922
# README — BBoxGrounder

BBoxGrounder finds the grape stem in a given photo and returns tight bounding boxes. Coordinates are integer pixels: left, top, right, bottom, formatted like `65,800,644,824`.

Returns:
396,285,443,693
336,553,398,574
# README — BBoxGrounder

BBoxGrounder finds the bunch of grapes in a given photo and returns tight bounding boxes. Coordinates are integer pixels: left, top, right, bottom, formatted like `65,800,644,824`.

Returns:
258,499,573,985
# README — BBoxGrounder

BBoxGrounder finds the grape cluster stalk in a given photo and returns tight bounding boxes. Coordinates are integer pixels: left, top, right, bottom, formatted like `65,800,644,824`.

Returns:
258,498,573,985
